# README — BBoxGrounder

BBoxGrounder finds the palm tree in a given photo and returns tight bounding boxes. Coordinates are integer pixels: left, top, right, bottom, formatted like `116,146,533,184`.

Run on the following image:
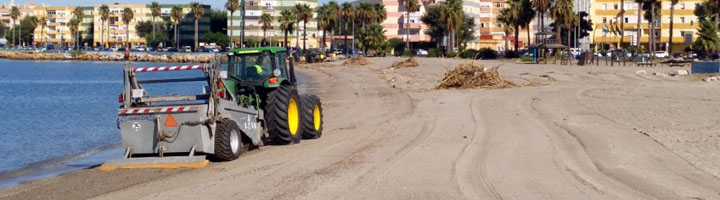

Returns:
404,0,420,50
519,0,534,49
327,1,340,52
317,5,329,51
341,2,354,55
693,19,719,60
642,0,659,60
532,0,551,42
565,14,579,60
497,7,513,54
73,7,84,50
68,18,80,49
99,5,110,48
260,13,273,46
710,0,720,29
359,23,386,55
191,2,205,51
37,16,46,46
171,6,183,48
440,0,463,52
374,3,387,23
295,4,312,50
357,2,374,27
551,0,573,45
668,0,678,54
122,7,134,49
10,6,19,47
278,9,295,48
634,0,642,49
226,0,240,48
506,0,522,54
150,2,161,43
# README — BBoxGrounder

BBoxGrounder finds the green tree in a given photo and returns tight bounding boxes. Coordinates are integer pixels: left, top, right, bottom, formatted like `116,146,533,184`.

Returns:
497,7,513,54
693,19,719,60
326,1,340,51
226,0,240,48
404,0,420,50
533,0,551,37
135,20,170,47
341,2,354,55
171,6,184,48
99,4,110,48
519,0,534,50
259,13,272,46
191,2,205,51
356,2,374,27
295,4,312,50
37,16,47,46
635,0,643,49
421,5,445,49
68,18,80,49
151,2,161,43
440,0,462,51
374,3,387,23
278,9,295,48
10,6,19,46
669,0,678,53
710,0,720,29
122,7,134,49
551,0,573,45
203,32,230,47
317,3,338,51
358,23,386,55
73,7,84,49
642,0,660,59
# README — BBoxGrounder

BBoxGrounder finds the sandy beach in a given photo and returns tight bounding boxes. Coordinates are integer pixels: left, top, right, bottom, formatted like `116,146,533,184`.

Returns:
2,57,720,199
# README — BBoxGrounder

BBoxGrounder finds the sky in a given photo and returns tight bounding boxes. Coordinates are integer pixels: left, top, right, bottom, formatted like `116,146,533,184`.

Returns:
9,0,344,9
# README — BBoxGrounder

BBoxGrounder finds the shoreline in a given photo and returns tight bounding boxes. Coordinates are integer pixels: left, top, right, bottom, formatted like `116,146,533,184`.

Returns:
0,52,214,63
0,144,122,189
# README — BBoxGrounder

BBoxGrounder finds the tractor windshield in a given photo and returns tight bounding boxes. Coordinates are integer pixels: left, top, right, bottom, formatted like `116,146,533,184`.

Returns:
230,51,274,80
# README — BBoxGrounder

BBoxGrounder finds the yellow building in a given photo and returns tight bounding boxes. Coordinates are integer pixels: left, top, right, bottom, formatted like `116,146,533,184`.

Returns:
462,0,534,51
32,6,93,47
590,0,701,54
92,4,150,48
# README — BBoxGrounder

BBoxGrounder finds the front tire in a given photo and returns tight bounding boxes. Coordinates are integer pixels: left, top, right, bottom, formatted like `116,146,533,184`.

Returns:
301,95,323,139
265,85,303,144
212,119,244,161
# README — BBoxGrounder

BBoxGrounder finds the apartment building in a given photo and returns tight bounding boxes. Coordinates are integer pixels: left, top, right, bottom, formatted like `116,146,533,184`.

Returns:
0,1,36,29
229,0,319,48
32,6,93,47
590,0,701,53
92,3,210,48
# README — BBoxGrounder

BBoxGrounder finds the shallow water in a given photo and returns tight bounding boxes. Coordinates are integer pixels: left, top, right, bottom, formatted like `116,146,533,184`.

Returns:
0,59,308,188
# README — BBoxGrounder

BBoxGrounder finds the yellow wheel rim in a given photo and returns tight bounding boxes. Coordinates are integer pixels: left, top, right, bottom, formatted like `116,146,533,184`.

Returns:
313,105,321,131
288,98,299,135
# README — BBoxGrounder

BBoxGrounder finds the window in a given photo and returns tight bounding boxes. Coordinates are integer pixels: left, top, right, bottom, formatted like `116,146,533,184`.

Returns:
625,17,629,23
691,20,693,26
680,17,685,23
480,23,484,28
680,3,685,9
614,3,618,9
603,17,607,23
603,4,607,9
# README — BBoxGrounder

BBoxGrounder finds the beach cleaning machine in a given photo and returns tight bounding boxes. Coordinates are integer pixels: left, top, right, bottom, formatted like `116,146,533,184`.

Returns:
101,48,324,171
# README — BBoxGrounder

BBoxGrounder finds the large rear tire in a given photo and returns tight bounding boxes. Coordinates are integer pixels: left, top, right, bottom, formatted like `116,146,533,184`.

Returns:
265,85,302,144
212,119,244,161
301,95,323,139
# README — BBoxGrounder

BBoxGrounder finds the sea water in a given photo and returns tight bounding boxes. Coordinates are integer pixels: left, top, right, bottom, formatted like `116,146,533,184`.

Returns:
0,59,310,188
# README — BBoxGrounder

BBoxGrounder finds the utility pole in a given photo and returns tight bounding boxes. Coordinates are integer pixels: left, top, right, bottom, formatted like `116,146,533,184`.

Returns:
240,0,245,48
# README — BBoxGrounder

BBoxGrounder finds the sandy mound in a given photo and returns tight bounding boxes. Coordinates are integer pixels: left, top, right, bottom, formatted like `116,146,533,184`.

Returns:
391,57,419,68
343,56,371,66
437,62,517,89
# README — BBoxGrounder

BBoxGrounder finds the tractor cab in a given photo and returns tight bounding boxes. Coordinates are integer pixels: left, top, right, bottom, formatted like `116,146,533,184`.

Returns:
226,47,296,89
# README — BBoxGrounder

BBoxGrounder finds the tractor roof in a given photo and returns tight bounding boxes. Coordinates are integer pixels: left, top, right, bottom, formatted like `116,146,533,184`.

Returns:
230,47,287,54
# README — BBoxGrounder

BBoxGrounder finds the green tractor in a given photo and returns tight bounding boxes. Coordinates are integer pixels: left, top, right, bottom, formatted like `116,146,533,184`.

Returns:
223,47,323,145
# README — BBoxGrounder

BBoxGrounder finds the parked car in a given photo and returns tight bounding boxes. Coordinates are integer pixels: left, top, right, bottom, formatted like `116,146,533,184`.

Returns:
654,51,669,58
183,46,192,52
201,46,219,53
166,47,179,52
416,49,428,57
672,53,683,58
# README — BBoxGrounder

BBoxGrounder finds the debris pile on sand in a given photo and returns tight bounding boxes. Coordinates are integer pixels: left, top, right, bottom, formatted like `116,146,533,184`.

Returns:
391,57,419,68
343,55,371,66
436,62,517,89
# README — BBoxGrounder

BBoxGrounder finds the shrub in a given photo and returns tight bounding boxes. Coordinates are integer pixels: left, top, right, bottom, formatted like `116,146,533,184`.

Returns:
447,51,457,57
428,48,440,57
460,49,478,59
504,51,518,58
478,48,498,59
402,50,415,57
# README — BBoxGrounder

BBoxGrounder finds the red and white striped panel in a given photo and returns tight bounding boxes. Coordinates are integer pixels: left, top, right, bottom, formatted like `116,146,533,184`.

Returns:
133,65,204,72
119,106,196,114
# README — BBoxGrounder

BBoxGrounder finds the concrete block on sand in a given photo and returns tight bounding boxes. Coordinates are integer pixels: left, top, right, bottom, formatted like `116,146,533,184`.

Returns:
703,77,718,82
635,70,647,75
669,70,689,76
